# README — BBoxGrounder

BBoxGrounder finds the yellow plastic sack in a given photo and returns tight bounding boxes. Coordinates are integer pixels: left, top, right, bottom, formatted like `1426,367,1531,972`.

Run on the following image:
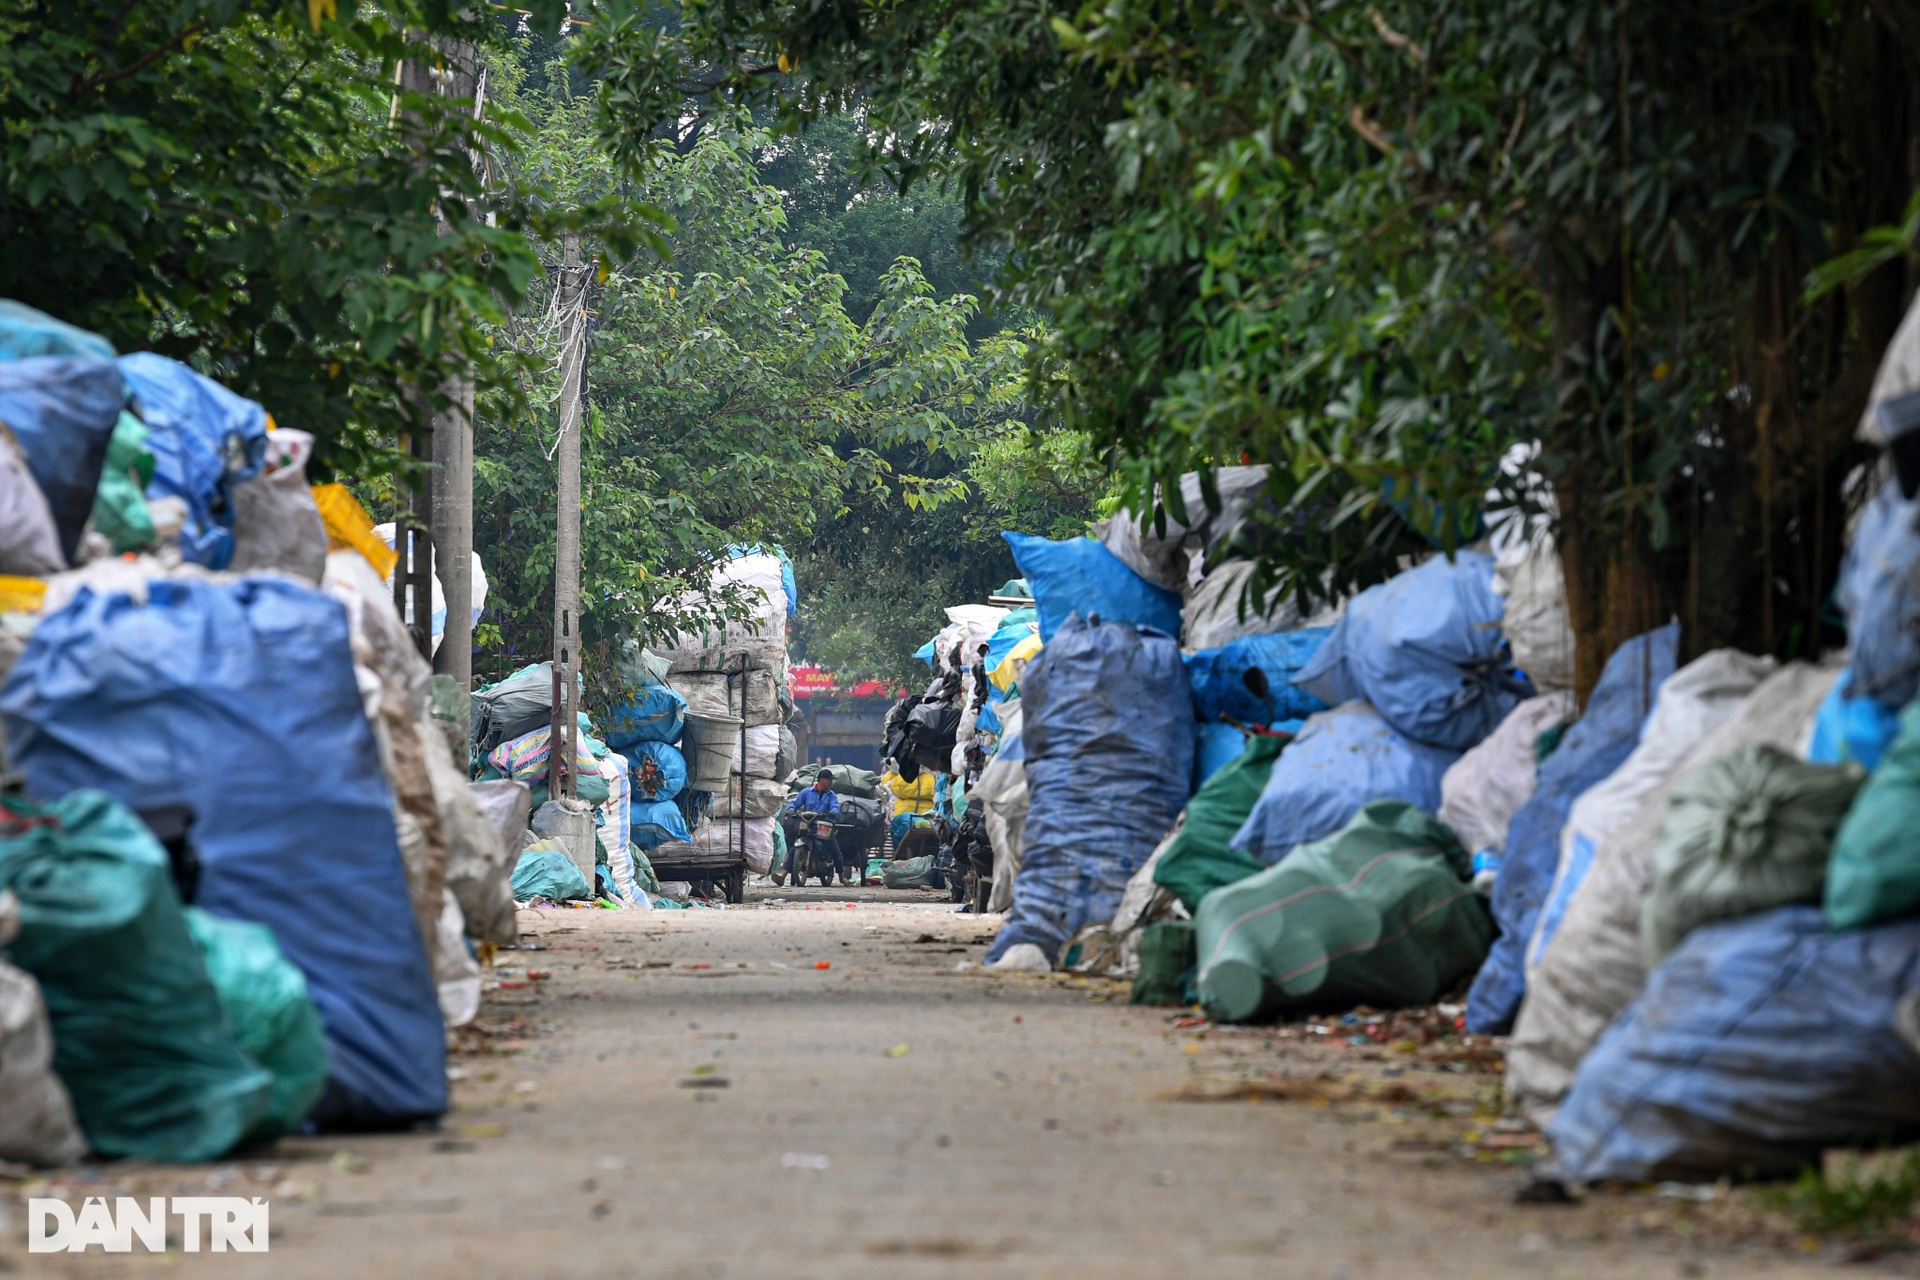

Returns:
0,574,46,614
886,769,936,816
989,633,1043,692
311,484,397,580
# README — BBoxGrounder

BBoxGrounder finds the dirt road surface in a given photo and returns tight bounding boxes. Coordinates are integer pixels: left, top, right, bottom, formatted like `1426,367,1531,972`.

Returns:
4,885,1859,1278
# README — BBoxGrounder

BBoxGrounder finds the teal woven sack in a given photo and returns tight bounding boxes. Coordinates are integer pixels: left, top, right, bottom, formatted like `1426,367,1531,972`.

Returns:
185,908,329,1140
0,792,271,1161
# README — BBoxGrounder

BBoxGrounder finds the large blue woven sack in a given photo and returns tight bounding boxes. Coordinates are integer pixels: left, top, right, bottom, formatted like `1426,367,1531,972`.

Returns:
1187,629,1331,728
1836,473,1920,711
0,300,115,362
604,683,686,750
986,616,1193,964
1,576,446,1130
1464,624,1677,1034
624,740,688,803
118,353,270,569
0,356,124,560
1003,532,1183,643
632,798,692,849
1292,552,1532,751
1549,907,1920,1184
1229,701,1459,866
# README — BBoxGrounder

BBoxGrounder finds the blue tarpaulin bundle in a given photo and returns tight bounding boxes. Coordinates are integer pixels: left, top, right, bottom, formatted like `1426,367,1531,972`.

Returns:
603,683,686,751
1292,552,1532,751
1548,906,1920,1183
1,576,446,1131
1187,629,1331,729
0,300,115,362
986,615,1194,964
632,798,692,849
1464,624,1677,1034
1835,474,1920,712
0,356,124,560
1195,722,1250,786
117,353,270,570
1004,532,1183,643
1230,701,1460,867
1807,670,1904,772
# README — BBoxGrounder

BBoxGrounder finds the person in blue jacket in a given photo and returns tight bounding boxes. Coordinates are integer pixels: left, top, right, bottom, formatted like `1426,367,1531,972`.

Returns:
786,771,841,819
784,771,844,881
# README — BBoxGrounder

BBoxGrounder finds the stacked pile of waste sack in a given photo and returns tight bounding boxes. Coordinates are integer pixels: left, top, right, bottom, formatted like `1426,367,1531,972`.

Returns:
973,294,1920,1187
636,548,801,893
880,592,1038,903
470,652,656,908
0,300,526,1166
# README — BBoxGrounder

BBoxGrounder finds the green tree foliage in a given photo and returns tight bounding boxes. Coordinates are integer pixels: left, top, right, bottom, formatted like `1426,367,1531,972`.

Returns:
756,114,988,331
562,0,1920,696
470,77,1038,683
0,1,638,479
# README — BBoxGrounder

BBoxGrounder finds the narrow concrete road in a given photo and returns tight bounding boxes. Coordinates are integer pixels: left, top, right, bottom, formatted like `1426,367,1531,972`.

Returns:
7,886,1845,1278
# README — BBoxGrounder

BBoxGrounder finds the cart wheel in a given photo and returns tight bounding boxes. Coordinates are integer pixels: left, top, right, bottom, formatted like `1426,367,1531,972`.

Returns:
727,868,745,904
973,876,992,915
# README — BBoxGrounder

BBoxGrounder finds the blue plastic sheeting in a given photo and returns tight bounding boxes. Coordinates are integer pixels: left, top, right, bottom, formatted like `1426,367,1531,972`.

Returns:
984,619,1038,674
1,576,447,1129
1465,624,1677,1034
1837,474,1920,710
0,356,124,560
986,617,1194,964
1548,906,1920,1184
726,542,796,615
1230,701,1459,866
995,727,1026,764
914,637,938,666
1196,722,1250,787
603,683,686,750
624,740,688,803
1292,552,1532,751
1004,532,1183,643
977,699,1002,736
0,300,115,362
1187,629,1332,728
1807,670,1904,772
632,798,692,850
118,353,270,569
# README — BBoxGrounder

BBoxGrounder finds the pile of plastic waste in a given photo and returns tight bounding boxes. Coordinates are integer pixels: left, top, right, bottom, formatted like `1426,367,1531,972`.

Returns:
964,290,1920,1188
0,299,523,1163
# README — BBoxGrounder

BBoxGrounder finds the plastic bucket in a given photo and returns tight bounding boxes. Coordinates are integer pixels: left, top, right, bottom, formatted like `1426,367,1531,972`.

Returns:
682,713,743,791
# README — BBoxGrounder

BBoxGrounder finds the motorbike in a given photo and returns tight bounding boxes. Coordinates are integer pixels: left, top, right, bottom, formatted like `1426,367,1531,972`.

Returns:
780,808,856,887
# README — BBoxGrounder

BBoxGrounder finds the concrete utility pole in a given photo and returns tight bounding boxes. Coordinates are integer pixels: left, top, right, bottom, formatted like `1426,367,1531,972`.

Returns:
549,230,588,801
395,35,480,680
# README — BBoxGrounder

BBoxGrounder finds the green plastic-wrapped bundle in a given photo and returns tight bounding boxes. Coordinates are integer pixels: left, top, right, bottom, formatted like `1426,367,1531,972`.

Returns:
1642,745,1862,961
1131,921,1196,1006
1194,800,1491,1023
1828,698,1920,931
1154,735,1286,910
0,792,271,1161
185,908,329,1140
511,842,592,902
